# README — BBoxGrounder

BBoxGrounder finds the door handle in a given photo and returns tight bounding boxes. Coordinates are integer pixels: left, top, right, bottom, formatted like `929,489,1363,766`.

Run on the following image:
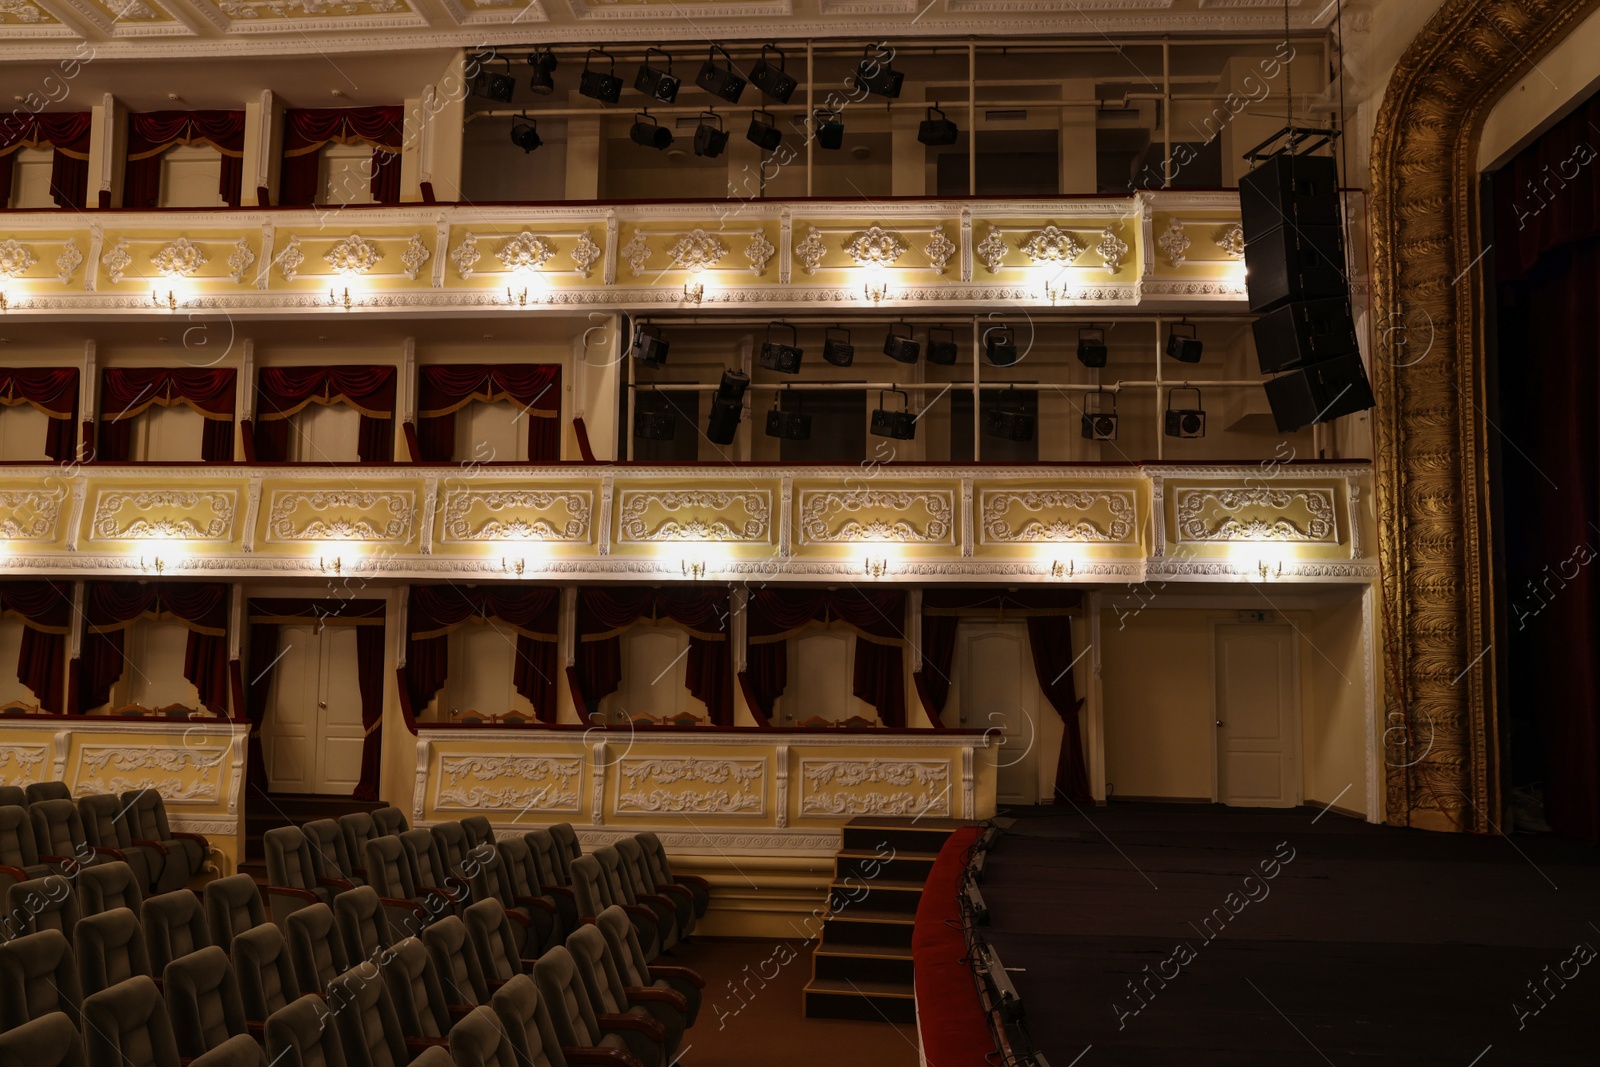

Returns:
1216,720,1224,727
319,701,328,709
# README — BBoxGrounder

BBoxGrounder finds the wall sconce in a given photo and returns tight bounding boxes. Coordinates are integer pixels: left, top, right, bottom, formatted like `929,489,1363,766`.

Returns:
683,281,704,304
681,559,706,580
141,555,165,574
506,286,530,307
502,555,527,576
1043,276,1066,305
863,276,889,304
327,287,353,311
320,556,342,574
864,556,889,579
0,289,9,313
151,289,177,311
1257,559,1283,580
1051,559,1075,578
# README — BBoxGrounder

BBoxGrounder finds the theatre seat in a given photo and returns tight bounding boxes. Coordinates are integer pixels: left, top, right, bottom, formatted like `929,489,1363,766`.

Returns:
0,928,82,1029
594,906,701,1027
202,874,268,948
372,807,409,837
421,915,489,1011
566,925,673,1067
0,787,22,810
119,791,209,892
75,907,153,997
337,814,380,886
572,853,657,961
326,963,446,1067
459,817,494,852
304,818,363,887
263,995,340,1067
29,800,104,877
427,822,470,881
635,833,709,921
463,897,535,986
81,976,179,1067
546,825,582,885
77,796,156,893
24,782,70,805
448,1006,519,1067
362,837,443,937
397,829,467,914
142,889,213,973
232,922,300,1023
523,830,577,933
263,826,351,923
283,902,346,996
0,804,53,896
4,873,80,939
0,1011,85,1067
494,838,563,956
162,945,248,1058
333,886,393,964
380,937,463,1039
610,840,683,946
532,948,648,1067
77,861,144,918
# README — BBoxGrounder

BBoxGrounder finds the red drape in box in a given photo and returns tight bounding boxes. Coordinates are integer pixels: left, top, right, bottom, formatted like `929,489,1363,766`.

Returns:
743,588,906,726
280,107,404,206
0,581,72,713
574,588,732,726
1026,616,1091,803
416,364,562,462
353,624,386,801
0,367,78,461
0,112,91,209
254,366,395,462
97,368,235,462
80,582,229,715
406,585,560,723
916,588,1082,728
124,111,246,210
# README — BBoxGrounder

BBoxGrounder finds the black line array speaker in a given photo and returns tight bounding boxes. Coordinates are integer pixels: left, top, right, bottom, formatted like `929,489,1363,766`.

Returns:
1242,224,1346,313
1252,297,1359,374
1238,153,1342,243
1262,354,1376,433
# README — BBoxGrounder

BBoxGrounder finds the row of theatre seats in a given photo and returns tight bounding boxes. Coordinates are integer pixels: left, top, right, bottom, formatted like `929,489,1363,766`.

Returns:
0,785,711,1067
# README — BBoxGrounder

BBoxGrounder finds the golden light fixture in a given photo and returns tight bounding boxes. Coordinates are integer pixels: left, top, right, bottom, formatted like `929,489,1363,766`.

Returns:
1051,559,1074,578
151,289,177,311
328,287,353,310
683,281,704,304
681,559,707,580
1257,559,1283,580
320,556,343,574
864,556,889,579
502,555,527,576
141,555,165,574
1043,276,1066,305
507,286,531,307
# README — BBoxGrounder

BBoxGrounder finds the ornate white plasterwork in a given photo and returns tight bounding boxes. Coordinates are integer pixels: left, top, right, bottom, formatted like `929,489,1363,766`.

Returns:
400,234,431,281
615,489,770,543
449,232,482,278
1019,224,1084,265
0,488,63,540
792,226,827,275
1217,223,1246,258
621,230,652,276
496,230,554,273
666,229,727,273
616,758,765,816
798,489,954,544
439,488,591,542
1173,486,1339,543
226,237,255,284
1158,219,1191,267
745,230,775,275
273,235,305,281
325,234,382,276
434,754,582,813
263,489,415,543
77,746,224,804
570,232,602,278
1096,226,1129,274
922,226,957,274
55,240,83,284
101,238,132,284
0,745,47,782
90,489,237,541
799,759,951,818
842,225,906,268
0,239,37,279
0,0,46,22
975,226,1007,273
152,237,206,278
979,488,1138,544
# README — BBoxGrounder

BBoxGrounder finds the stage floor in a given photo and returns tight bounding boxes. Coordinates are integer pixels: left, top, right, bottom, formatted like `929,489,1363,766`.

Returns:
982,803,1599,1066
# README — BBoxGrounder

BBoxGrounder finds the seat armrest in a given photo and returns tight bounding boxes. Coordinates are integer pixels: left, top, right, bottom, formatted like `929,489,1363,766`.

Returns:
318,876,355,891
403,1036,450,1053
446,1003,475,1022
350,865,368,880
170,831,211,847
620,904,657,923
486,976,512,992
418,883,466,903
0,864,30,885
91,845,128,861
503,908,532,928
647,965,705,988
562,1048,644,1067
654,883,694,901
514,895,558,915
548,885,576,899
673,874,711,893
39,853,83,875
265,884,319,902
132,838,170,856
635,892,677,910
246,1020,267,1040
596,1013,666,1043
579,914,597,926
625,987,688,1012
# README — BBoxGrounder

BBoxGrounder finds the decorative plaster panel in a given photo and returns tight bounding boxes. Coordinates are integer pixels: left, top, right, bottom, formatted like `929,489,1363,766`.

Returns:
434,754,582,813
90,489,238,541
797,489,955,544
439,488,593,543
979,487,1139,544
0,488,64,541
615,757,766,816
263,489,416,543
615,489,771,544
0,744,48,784
1172,485,1339,543
799,758,951,817
75,745,227,804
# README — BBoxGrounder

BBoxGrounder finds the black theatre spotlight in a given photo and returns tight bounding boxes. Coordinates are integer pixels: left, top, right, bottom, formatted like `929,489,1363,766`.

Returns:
716,367,750,406
509,115,542,153
634,48,681,103
822,326,855,367
854,45,904,98
1164,386,1206,438
758,321,803,374
983,389,1036,443
707,370,750,445
749,44,797,103
527,49,558,95
634,393,676,441
1166,320,1204,363
814,110,845,150
927,325,958,365
693,110,729,158
917,105,959,147
765,389,811,441
1081,388,1118,441
870,388,917,440
1077,325,1108,368
883,322,920,364
579,49,623,104
630,323,669,367
747,109,782,151
984,324,1020,366
471,55,517,103
630,111,673,150
697,45,747,104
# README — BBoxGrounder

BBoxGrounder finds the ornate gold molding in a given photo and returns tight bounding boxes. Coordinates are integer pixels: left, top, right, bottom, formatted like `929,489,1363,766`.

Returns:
1370,0,1600,831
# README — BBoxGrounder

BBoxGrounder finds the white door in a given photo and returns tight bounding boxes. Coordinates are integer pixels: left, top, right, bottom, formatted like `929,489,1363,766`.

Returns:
264,624,367,795
1215,625,1299,807
959,623,1038,805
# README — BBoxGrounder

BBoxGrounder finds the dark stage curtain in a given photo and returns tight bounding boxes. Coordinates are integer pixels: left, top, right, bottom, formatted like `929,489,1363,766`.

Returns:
0,367,78,461
97,368,235,462
279,107,404,206
915,613,960,723
254,366,395,462
407,585,560,723
354,624,386,801
0,112,91,209
416,364,562,462
0,581,72,713
745,588,907,727
80,582,229,715
244,621,277,791
124,111,245,209
574,587,732,726
1027,617,1090,802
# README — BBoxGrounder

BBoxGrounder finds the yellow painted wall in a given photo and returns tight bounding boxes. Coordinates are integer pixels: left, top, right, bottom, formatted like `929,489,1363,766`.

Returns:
1304,592,1370,817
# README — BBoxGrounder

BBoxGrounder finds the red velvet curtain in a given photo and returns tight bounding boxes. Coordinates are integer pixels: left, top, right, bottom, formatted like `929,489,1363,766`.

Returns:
416,364,562,462
407,585,560,723
353,624,387,801
279,107,404,207
745,588,906,726
1026,616,1090,803
253,366,395,462
915,613,960,723
0,112,91,209
0,367,78,461
80,582,229,715
0,581,72,713
97,368,235,462
575,588,732,726
915,588,1082,726
124,111,246,209
244,621,277,790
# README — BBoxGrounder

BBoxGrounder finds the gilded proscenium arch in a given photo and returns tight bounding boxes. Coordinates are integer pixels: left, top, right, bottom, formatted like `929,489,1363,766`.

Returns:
1370,0,1600,831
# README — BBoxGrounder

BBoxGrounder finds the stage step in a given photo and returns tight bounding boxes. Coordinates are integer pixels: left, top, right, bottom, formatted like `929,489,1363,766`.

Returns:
802,978,917,1024
835,847,940,883
813,943,915,985
840,816,967,856
828,877,925,914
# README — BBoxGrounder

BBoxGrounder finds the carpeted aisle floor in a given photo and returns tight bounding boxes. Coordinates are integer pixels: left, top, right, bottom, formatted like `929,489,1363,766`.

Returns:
667,937,920,1067
981,803,1600,1067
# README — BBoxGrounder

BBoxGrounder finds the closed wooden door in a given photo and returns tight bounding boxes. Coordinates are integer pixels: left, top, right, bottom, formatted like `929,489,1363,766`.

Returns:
264,624,367,795
959,623,1039,805
1215,625,1299,807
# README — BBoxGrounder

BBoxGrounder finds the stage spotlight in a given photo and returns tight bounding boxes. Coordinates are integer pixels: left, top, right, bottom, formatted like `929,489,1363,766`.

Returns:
870,388,916,440
1080,389,1117,441
1077,326,1108,368
706,394,744,445
634,47,681,103
579,49,623,103
693,110,729,158
509,115,542,153
630,323,669,367
630,111,673,150
979,942,1026,1023
814,110,845,150
983,389,1035,442
883,322,920,364
634,398,676,441
470,55,517,103
765,390,811,440
749,43,797,103
747,109,782,151
1164,386,1206,438
823,326,855,367
854,46,904,98
1166,320,1204,363
758,321,803,374
927,325,958,365
716,368,749,405
697,45,747,104
984,324,1020,366
527,49,558,95
917,105,959,146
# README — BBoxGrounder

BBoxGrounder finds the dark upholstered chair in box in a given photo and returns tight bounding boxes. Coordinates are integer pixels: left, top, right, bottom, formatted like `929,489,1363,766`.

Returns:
120,791,209,892
163,945,249,1056
570,856,657,962
380,937,467,1040
304,818,362,887
566,925,673,1067
337,813,379,886
491,973,642,1067
420,915,488,1011
3,873,80,939
202,874,267,948
232,922,300,1023
141,889,212,973
447,1006,519,1067
371,807,409,837
546,824,581,885
24,781,69,805
263,826,353,923
0,1011,86,1067
532,948,655,1067
594,906,701,1028
77,796,156,893
426,823,470,882
283,902,346,996
75,907,153,997
326,963,446,1067
333,885,393,965
463,898,536,986
363,836,449,936
263,995,343,1067
0,786,22,809
398,830,467,912
636,832,709,921
619,836,694,940
29,800,103,876
493,838,563,956
77,860,144,917
0,928,82,1029
610,840,682,948
0,804,52,895
523,830,577,933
